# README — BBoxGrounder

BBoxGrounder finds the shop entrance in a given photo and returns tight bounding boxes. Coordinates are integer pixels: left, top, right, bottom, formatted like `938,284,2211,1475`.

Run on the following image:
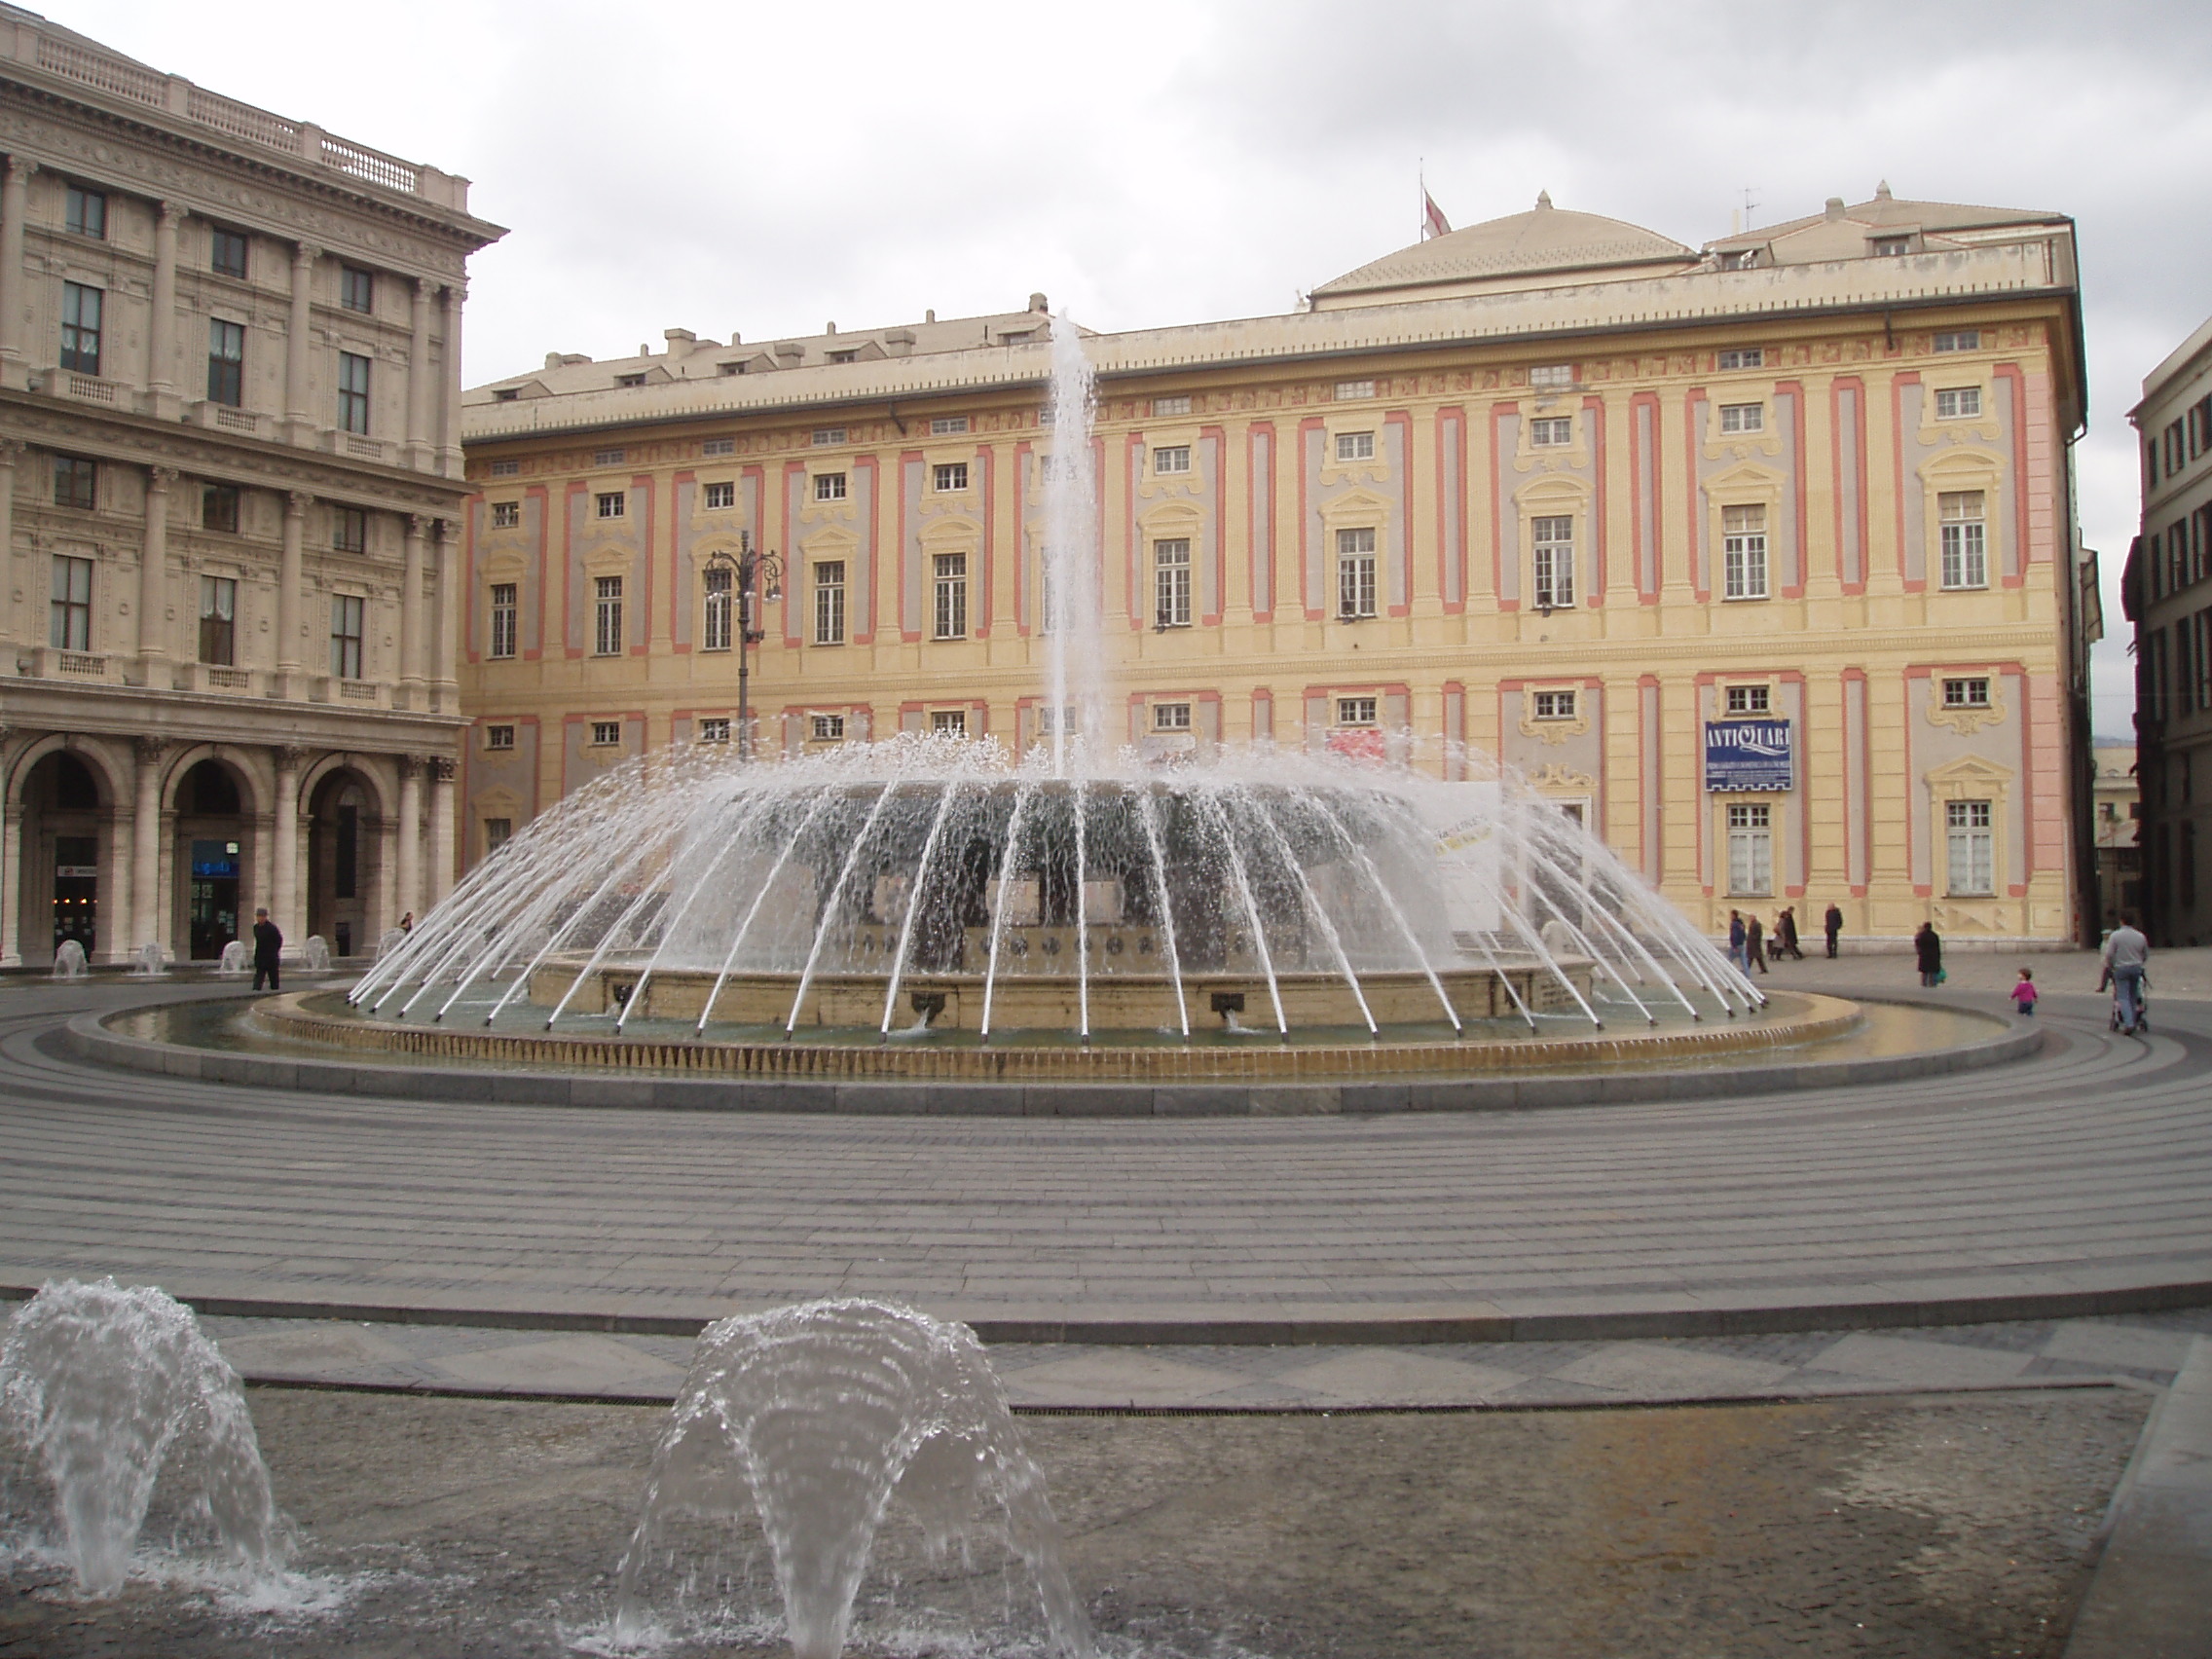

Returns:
53,833,97,955
188,838,240,960
17,751,107,966
174,758,249,962
308,769,380,959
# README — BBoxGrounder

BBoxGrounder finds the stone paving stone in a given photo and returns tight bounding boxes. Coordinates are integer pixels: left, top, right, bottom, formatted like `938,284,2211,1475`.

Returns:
2043,1319,2202,1374
1812,1332,2038,1387
1549,1342,1795,1396
428,1334,687,1393
997,1350,1251,1406
212,1323,419,1372
1270,1348,1528,1406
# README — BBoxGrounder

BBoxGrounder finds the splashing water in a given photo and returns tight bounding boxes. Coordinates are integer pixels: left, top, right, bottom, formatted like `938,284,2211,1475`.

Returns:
49,940,87,979
0,1278,286,1598
1043,313,1106,776
612,1299,1091,1659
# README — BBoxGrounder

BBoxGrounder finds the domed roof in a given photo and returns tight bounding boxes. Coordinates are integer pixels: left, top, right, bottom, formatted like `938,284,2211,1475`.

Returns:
1313,192,1697,303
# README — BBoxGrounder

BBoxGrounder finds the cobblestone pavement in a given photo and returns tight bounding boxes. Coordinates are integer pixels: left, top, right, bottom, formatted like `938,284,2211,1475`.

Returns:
0,977,2205,1338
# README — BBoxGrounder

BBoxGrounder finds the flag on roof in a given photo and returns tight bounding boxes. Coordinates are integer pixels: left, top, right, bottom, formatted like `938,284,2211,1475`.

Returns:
1422,188,1451,241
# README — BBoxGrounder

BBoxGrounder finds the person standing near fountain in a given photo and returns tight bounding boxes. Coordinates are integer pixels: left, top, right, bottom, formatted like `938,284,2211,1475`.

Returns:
1825,902,1844,959
1915,920,1943,988
250,908,282,992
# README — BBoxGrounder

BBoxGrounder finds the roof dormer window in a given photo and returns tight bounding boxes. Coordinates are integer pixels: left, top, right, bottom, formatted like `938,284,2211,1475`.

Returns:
828,350,857,364
1719,249,1757,271
493,387,519,402
1869,236,1910,258
615,373,645,387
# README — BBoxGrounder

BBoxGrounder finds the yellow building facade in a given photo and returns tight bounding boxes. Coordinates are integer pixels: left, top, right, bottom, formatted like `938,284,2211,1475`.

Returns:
459,190,2095,946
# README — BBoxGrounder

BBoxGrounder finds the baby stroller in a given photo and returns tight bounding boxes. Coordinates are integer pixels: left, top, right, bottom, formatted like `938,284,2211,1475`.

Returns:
2102,968,2149,1035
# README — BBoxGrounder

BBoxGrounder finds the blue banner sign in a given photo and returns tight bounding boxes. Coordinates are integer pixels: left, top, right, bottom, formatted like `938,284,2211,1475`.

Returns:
1704,719,1793,792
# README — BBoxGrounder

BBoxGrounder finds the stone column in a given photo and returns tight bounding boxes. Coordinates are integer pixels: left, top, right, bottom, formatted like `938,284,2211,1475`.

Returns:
284,242,319,441
394,755,424,928
0,725,17,966
147,202,180,415
437,283,465,476
137,467,177,681
433,517,461,710
278,491,309,693
399,514,426,704
272,745,305,940
130,737,168,955
0,439,22,652
0,157,37,390
406,278,434,469
428,756,457,906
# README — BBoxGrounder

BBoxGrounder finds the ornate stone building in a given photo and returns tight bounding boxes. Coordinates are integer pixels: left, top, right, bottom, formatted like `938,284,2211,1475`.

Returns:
2126,312,2212,945
460,186,2096,947
0,8,501,965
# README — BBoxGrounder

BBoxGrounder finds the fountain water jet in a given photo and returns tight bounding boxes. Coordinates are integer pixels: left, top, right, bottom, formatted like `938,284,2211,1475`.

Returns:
612,1298,1090,1659
0,1278,285,1597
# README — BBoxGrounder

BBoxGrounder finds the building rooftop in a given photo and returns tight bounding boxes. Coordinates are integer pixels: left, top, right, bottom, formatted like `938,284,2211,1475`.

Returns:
1707,182,2067,268
1310,193,1698,306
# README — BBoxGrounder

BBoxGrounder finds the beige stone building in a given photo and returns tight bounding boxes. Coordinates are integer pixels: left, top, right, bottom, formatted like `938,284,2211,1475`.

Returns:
460,185,2096,946
2126,312,2212,945
0,6,501,965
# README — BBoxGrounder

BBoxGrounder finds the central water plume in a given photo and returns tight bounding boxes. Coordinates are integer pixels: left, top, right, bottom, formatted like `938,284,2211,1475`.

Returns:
1043,312,1105,775
0,1278,285,1597
612,1298,1091,1659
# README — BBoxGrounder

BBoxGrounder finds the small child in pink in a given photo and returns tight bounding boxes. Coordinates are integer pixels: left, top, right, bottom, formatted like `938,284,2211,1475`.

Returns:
2010,968,2039,1016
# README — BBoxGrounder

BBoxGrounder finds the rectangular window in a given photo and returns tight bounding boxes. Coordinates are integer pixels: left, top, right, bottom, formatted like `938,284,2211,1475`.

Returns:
1722,502,1769,600
64,184,106,239
490,459,520,477
813,561,846,645
1337,526,1377,618
591,720,622,747
1334,379,1375,400
1933,330,1979,353
1719,402,1764,434
1530,417,1573,448
593,449,626,467
702,437,736,457
1154,702,1193,731
198,575,236,665
491,500,520,529
812,714,846,742
1938,491,1988,589
210,227,247,278
1153,445,1193,474
333,506,367,553
1337,696,1378,727
1945,800,1995,896
59,282,101,375
1727,803,1773,897
330,594,364,679
826,351,855,367
337,350,371,433
1716,348,1764,371
1942,677,1991,709
813,428,846,446
485,723,516,751
596,491,625,519
933,553,967,639
2166,422,2184,476
1725,683,1772,715
812,472,845,502
1533,689,1577,720
594,575,624,655
1334,431,1375,462
1155,537,1192,627
701,567,731,651
206,318,244,406
931,709,967,735
934,461,968,493
703,480,736,509
202,484,240,534
1531,515,1575,608
698,718,731,744
1869,236,1910,257
1935,387,1982,420
490,583,518,658
50,555,92,650
1529,364,1573,388
1152,395,1191,417
340,266,374,313
484,817,512,857
52,456,95,509
930,416,969,435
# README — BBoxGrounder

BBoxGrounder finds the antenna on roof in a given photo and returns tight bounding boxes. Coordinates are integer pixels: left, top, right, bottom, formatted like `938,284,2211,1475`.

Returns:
1740,184,1759,227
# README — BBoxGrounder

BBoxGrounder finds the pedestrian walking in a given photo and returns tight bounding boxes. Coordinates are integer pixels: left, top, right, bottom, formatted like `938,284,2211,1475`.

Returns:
1824,903,1843,959
251,907,282,992
1746,914,1769,975
398,910,415,934
2100,914,2151,1035
1914,920,1943,987
1776,907,1803,961
1728,909,1747,972
2010,968,2039,1018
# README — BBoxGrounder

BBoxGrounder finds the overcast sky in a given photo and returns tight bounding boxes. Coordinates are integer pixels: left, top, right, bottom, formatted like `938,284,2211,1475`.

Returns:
58,0,2212,733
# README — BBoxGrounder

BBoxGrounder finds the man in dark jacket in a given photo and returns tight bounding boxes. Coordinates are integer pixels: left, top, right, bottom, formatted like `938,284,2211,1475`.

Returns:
1824,903,1844,958
1914,921,1942,987
252,907,282,991
1746,914,1768,974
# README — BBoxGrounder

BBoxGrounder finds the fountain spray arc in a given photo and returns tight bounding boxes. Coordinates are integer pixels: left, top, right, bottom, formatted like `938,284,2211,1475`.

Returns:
1042,311,1107,778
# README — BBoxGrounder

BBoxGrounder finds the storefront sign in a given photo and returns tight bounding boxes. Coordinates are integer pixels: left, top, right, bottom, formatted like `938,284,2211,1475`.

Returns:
1704,719,1793,792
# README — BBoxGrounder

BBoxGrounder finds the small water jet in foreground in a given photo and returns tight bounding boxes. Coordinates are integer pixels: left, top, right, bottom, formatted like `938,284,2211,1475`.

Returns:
0,1278,286,1597
613,1298,1091,1659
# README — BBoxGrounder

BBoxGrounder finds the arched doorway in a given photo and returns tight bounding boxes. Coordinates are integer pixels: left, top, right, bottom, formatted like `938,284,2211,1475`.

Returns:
307,768,382,960
17,751,113,965
173,757,252,960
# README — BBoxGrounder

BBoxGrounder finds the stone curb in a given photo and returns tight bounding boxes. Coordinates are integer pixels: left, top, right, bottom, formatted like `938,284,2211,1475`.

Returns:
62,994,2042,1118
8,1275,2205,1347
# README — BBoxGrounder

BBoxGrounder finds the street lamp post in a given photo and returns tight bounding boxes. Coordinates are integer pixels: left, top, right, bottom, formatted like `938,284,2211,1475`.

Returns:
705,532,783,761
